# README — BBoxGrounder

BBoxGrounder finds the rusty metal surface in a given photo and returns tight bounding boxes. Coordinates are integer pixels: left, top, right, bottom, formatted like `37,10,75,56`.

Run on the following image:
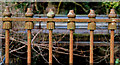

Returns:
27,30,31,65
88,9,96,65
25,8,34,17
90,31,94,64
3,6,12,65
108,9,117,18
109,9,116,65
67,22,75,30
2,22,12,29
5,30,9,64
25,22,34,29
69,30,74,65
88,22,96,30
47,9,55,65
108,22,116,30
3,6,11,17
88,9,96,18
67,10,76,18
47,9,55,18
47,22,55,29
49,30,53,65
1,18,120,22
110,30,114,64
67,10,75,65
25,8,33,65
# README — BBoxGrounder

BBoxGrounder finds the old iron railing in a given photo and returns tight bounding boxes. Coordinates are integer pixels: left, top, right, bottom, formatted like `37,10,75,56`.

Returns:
1,6,120,65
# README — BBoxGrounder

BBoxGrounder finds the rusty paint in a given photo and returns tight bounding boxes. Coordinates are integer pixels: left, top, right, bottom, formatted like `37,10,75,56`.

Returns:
110,30,114,65
67,10,76,18
25,8,33,65
27,30,31,65
69,30,74,65
108,9,116,65
90,30,94,65
88,9,96,65
49,30,52,65
67,10,75,65
5,30,9,65
1,18,119,22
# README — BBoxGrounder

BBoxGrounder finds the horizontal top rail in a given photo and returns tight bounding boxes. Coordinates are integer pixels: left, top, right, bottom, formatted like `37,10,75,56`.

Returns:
1,18,120,22
34,14,120,17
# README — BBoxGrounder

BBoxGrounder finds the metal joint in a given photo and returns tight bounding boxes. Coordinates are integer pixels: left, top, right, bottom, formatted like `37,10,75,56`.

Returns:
3,22,12,29
108,22,116,30
47,21,55,30
25,22,34,29
88,22,96,30
67,22,75,30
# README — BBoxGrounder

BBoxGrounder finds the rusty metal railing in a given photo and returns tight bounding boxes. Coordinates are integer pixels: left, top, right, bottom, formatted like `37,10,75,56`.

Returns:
1,6,120,65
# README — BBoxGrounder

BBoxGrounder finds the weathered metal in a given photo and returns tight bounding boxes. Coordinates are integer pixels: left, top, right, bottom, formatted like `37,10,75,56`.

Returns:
108,9,117,18
25,8,34,65
3,22,12,29
3,6,12,65
3,6,11,17
110,30,114,65
108,9,117,65
108,22,116,30
90,30,93,65
67,10,76,30
1,17,119,22
67,10,76,65
1,7,120,65
88,9,96,18
69,30,74,65
25,8,34,17
88,22,96,30
25,22,34,29
47,9,55,65
49,30,52,65
5,30,9,65
47,21,55,29
67,22,75,30
25,8,34,30
47,9,55,18
67,10,76,18
27,30,31,65
88,9,96,65
47,9,55,30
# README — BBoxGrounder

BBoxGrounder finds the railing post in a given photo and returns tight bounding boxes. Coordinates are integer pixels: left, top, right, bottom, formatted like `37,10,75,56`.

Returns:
88,9,96,65
47,9,55,65
3,6,12,65
67,10,76,65
25,8,34,65
108,9,117,65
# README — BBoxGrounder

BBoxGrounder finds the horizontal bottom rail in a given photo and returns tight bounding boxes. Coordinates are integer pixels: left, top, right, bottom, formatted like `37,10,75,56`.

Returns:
39,41,120,46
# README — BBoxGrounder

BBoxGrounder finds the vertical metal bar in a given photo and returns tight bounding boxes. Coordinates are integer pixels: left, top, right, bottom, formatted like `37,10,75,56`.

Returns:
108,9,116,65
25,8,33,65
5,30,9,65
49,29,52,65
90,30,93,65
27,29,31,65
88,9,96,65
69,30,73,65
67,10,75,65
110,29,114,65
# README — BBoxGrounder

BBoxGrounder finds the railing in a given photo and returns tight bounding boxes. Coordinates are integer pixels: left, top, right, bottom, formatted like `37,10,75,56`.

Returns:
1,6,120,65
